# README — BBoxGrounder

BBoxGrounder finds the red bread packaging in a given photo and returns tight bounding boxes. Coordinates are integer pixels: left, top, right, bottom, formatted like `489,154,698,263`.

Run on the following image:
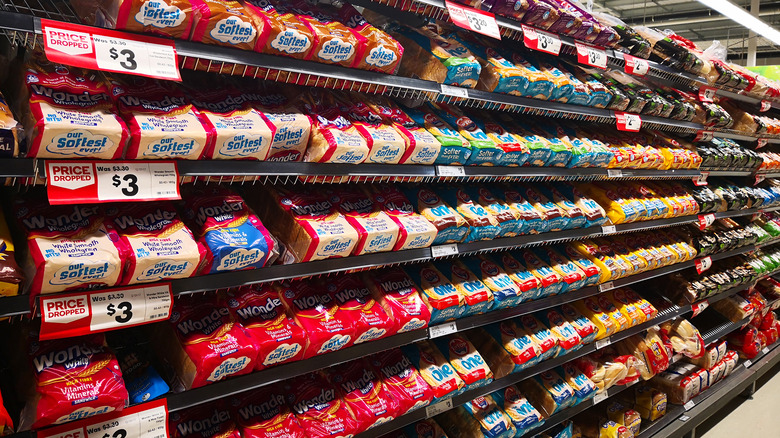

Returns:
277,279,356,357
330,186,400,255
232,386,307,438
169,404,241,438
223,285,307,370
286,372,360,438
330,3,403,74
366,185,438,251
159,296,258,389
20,334,128,430
0,390,11,435
368,349,434,413
326,359,401,431
362,267,431,334
190,0,267,51
243,0,317,60
321,274,395,344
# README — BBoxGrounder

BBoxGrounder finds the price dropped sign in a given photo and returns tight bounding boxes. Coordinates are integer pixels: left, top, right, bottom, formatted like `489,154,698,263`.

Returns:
522,25,561,55
39,284,173,340
575,41,607,69
624,54,649,76
37,399,168,438
41,19,180,81
46,161,180,204
445,1,501,39
615,112,641,131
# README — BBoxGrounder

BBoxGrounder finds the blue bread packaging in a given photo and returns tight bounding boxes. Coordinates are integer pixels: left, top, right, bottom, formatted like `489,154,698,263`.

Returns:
401,186,468,244
460,255,523,310
404,262,464,324
437,186,501,243
491,385,546,437
401,104,472,165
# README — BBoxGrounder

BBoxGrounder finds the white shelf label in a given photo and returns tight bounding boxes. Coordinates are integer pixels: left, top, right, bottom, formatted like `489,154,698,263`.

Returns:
437,165,466,176
744,359,753,368
601,225,617,235
624,54,649,76
576,41,607,69
679,415,690,422
38,399,168,438
684,400,695,411
425,398,453,417
440,84,469,98
599,281,615,292
431,244,459,258
694,172,709,186
593,391,608,404
607,169,623,178
615,112,641,131
445,0,502,39
763,347,770,354
522,24,561,55
429,322,457,339
596,338,611,349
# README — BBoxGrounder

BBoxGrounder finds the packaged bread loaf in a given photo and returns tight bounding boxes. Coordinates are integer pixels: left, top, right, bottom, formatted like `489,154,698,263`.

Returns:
500,187,545,235
519,314,559,362
438,186,501,242
391,25,481,87
249,185,358,262
430,103,503,166
330,3,403,74
232,385,307,438
286,372,360,438
474,117,531,167
631,385,667,421
490,385,545,437
170,404,240,438
299,90,369,164
460,255,523,309
325,359,399,431
573,353,628,394
330,186,399,255
0,209,23,297
560,303,598,345
405,263,463,323
448,32,529,95
433,334,493,390
243,0,316,60
335,95,406,164
363,96,441,164
401,104,472,165
368,348,434,412
463,186,523,238
461,395,518,438
492,252,542,302
481,320,542,372
364,185,437,251
20,56,128,159
538,308,582,357
517,249,564,297
321,274,395,344
650,362,702,404
518,370,575,417
403,340,465,399
572,297,618,340
559,363,597,405
533,246,588,293
435,259,494,316
362,267,431,333
191,0,263,50
287,0,368,68
402,186,468,244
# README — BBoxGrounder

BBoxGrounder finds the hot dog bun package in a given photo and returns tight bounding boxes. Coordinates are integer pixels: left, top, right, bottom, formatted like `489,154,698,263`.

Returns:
329,186,399,255
18,333,128,430
367,349,434,412
362,267,431,333
434,260,494,316
321,274,395,345
181,186,277,273
433,334,493,390
405,263,463,324
364,185,437,251
491,385,545,436
231,386,307,438
222,285,306,370
105,202,205,284
20,55,128,159
402,340,465,399
402,186,468,244
276,279,356,358
110,77,214,160
325,359,400,431
156,295,258,389
460,255,523,310
298,90,369,164
15,201,125,295
249,185,358,262
518,370,576,417
285,372,360,438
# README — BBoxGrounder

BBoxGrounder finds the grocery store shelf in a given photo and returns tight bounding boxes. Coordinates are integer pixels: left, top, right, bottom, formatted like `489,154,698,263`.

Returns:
636,404,686,437
702,316,751,346
704,169,755,177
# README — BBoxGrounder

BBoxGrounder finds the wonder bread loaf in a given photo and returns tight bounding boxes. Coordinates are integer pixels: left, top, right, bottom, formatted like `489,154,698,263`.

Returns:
329,186,399,255
298,89,369,164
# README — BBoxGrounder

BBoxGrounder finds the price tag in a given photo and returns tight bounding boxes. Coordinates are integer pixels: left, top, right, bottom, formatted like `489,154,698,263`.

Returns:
445,0,501,39
692,300,709,317
425,398,453,418
744,359,753,368
684,400,695,411
575,41,607,69
763,347,770,354
623,54,649,76
440,84,469,98
695,256,713,274
601,225,617,235
756,173,767,185
694,171,709,186
431,244,459,258
596,338,611,349
522,24,561,56
698,213,716,230
615,112,641,132
693,130,715,143
761,100,772,112
37,399,168,438
593,391,608,404
41,20,180,81
437,165,466,176
599,281,615,292
46,161,180,204
39,284,173,340
679,415,690,422
757,138,768,149
699,86,716,103
607,169,623,178
673,353,683,363
429,322,457,339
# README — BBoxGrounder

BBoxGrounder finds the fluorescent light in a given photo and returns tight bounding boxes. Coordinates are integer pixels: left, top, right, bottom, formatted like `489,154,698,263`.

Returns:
697,0,780,46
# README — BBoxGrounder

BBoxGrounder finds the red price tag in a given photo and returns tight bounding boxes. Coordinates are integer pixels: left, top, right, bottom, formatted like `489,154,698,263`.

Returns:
445,0,501,39
698,213,715,230
694,130,714,142
695,256,713,274
46,160,181,204
37,399,168,438
761,100,772,112
699,86,716,103
41,19,180,81
692,300,709,317
624,54,649,76
522,24,561,56
694,171,709,186
758,138,768,149
615,112,641,131
39,284,173,340
575,41,607,69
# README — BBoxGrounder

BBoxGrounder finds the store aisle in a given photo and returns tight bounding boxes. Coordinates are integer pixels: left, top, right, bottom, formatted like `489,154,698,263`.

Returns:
697,363,780,437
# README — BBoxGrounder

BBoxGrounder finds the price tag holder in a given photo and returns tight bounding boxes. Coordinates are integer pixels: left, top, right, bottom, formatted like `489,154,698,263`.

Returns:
699,86,716,103
431,244,459,258
37,397,168,438
437,165,466,176
692,300,709,317
41,19,180,81
693,130,714,143
756,173,767,185
522,24,561,55
615,112,641,132
763,347,770,354
698,213,715,230
607,169,623,178
757,138,768,149
623,54,649,76
744,359,753,368
679,415,690,422
445,0,501,39
440,84,469,98
599,281,615,292
596,338,611,349
684,400,695,411
39,284,173,340
429,322,457,339
601,225,617,235
761,100,772,112
575,41,607,69
425,398,453,418
694,171,709,186
593,391,608,404
695,256,713,274
46,160,180,204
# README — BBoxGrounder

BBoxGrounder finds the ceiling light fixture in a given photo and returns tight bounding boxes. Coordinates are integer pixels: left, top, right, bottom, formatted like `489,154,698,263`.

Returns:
697,0,780,45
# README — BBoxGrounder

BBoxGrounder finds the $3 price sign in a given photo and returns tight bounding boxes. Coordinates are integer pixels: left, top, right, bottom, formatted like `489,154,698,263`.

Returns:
522,24,561,55
445,0,501,39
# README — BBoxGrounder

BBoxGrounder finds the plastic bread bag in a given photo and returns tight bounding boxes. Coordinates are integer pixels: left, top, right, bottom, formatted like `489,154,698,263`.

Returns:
491,252,543,302
599,420,633,438
434,259,494,316
363,185,438,252
535,183,588,230
402,340,465,399
590,238,636,278
433,334,494,390
367,348,434,412
361,95,441,165
429,102,503,166
504,51,555,100
575,182,638,225
517,370,576,417
493,114,554,167
572,353,628,394
533,246,588,293
632,385,667,421
559,303,598,345
660,319,705,359
573,296,618,341
517,183,569,232
472,116,532,167
605,289,647,327
604,239,649,276
460,255,524,310
405,263,464,324
537,308,583,357
329,186,400,255
710,294,755,323
649,362,702,405
446,31,530,96
460,395,518,438
400,418,449,438
596,294,630,332
555,62,593,107
401,186,468,245
481,320,543,372
567,240,622,283
518,314,560,362
490,385,545,436
501,186,546,234
615,330,670,381
400,104,472,165
437,186,501,243
517,121,573,168
559,363,598,405
319,274,395,345
333,94,407,165
516,249,565,298
463,186,523,238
